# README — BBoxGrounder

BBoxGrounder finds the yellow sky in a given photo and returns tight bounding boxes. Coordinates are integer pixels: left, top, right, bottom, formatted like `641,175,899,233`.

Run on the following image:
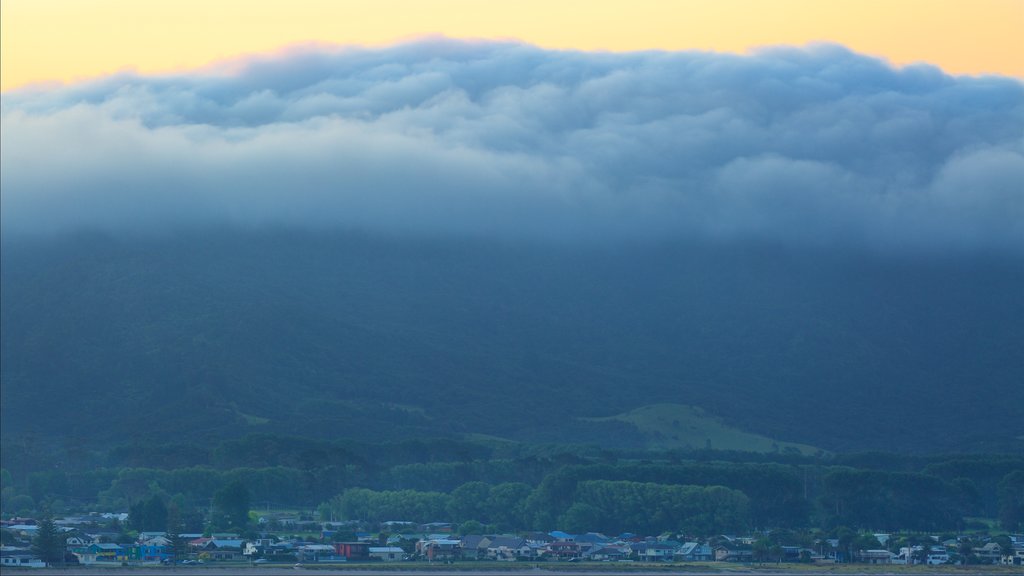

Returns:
2,0,1022,92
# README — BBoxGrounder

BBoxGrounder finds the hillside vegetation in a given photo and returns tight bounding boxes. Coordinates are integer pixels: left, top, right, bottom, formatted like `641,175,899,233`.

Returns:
583,404,821,454
2,230,1022,454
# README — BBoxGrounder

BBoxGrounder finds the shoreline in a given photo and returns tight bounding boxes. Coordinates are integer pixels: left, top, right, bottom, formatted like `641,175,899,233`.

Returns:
14,565,1022,576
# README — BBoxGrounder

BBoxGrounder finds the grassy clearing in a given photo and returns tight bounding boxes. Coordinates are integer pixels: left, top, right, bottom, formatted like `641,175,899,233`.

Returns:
581,404,820,454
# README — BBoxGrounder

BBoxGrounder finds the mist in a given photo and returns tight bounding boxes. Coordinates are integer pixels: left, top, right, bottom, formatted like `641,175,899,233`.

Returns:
2,38,1022,253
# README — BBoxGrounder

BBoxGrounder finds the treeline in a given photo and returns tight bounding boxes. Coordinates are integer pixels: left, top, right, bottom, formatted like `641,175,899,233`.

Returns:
324,481,749,535
318,462,1016,534
2,436,1023,534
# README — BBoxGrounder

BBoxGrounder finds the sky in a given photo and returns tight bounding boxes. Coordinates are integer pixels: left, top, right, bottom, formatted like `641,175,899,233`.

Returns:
3,0,1023,92
1,1,1022,252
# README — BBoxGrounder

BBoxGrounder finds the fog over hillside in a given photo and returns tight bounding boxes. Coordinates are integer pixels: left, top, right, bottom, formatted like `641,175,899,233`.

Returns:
3,39,1022,250
2,40,1022,454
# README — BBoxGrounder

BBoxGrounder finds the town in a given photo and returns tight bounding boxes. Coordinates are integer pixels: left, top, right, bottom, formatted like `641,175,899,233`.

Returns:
3,514,1023,569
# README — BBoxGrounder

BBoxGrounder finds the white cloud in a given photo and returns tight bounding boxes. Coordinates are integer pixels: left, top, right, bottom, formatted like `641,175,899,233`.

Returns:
2,39,1022,251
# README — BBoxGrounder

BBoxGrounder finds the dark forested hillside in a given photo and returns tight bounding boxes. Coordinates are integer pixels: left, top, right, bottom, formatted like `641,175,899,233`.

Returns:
2,230,1022,454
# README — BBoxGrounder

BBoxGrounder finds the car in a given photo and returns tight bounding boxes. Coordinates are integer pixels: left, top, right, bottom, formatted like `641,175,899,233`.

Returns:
253,558,269,564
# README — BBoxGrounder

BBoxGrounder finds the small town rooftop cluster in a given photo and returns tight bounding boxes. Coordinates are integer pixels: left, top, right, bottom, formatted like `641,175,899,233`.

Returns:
2,515,1023,568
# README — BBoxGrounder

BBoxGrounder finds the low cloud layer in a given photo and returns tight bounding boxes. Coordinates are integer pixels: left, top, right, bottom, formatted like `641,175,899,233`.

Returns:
2,39,1022,251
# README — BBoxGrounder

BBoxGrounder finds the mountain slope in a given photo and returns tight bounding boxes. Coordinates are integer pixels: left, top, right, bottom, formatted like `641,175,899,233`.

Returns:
2,230,1022,452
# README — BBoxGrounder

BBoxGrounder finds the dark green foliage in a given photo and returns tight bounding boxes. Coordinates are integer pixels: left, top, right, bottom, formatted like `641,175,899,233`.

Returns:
923,456,1024,516
165,501,187,565
328,488,450,524
2,424,1018,539
446,481,490,522
31,513,63,567
129,494,168,532
819,468,965,530
558,502,603,534
997,470,1024,531
457,520,485,536
3,232,1022,454
442,481,533,529
485,482,533,528
568,480,749,535
526,462,809,528
211,480,250,530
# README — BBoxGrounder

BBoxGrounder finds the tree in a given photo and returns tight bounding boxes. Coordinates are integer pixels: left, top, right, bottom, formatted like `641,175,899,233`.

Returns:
752,537,770,564
994,535,1014,557
912,544,931,565
998,470,1024,531
485,482,532,529
212,480,250,531
130,494,168,532
457,520,484,536
835,527,855,563
558,502,602,535
166,501,187,567
957,538,976,565
31,512,64,567
447,482,491,523
853,532,882,553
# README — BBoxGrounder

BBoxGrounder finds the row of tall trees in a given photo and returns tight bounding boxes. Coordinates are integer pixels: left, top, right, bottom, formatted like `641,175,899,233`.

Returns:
318,464,980,534
125,481,251,536
5,453,1022,533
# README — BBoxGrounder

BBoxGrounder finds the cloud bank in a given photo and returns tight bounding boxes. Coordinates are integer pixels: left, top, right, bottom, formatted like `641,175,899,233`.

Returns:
2,39,1022,251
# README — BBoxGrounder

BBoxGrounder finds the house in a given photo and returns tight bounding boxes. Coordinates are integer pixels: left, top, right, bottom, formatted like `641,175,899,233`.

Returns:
6,524,39,537
1002,550,1023,566
459,535,489,560
419,522,453,533
574,532,611,545
198,539,244,561
334,541,370,561
298,544,343,563
632,540,680,562
65,534,94,547
676,542,714,562
141,535,172,547
523,532,554,546
486,536,529,560
974,542,1005,564
128,542,171,563
857,549,896,564
76,543,127,564
0,518,37,528
0,549,46,568
187,537,213,552
587,544,631,561
902,545,950,565
715,542,754,562
246,539,296,561
419,538,461,562
369,546,404,561
544,540,581,560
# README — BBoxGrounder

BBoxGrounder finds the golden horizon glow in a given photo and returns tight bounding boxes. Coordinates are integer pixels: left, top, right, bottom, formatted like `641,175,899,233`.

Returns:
2,0,1023,92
